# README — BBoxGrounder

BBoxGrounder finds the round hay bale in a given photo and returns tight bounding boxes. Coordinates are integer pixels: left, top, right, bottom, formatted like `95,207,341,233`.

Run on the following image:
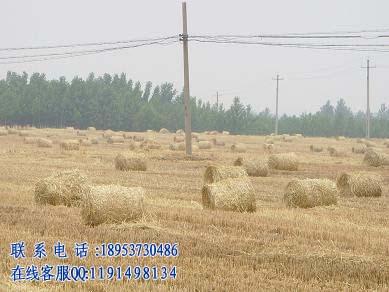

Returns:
234,157,269,177
352,144,367,154
115,153,147,171
210,130,218,135
122,132,132,139
336,172,382,197
66,127,74,131
310,145,323,152
294,134,303,138
60,139,80,150
231,143,247,153
159,128,170,134
77,130,87,137
364,140,377,148
81,185,145,226
169,142,185,151
268,153,298,171
34,170,90,206
222,131,230,135
204,165,247,184
336,136,346,141
133,135,145,142
176,129,185,135
327,146,346,157
284,178,338,208
107,136,125,144
202,177,256,212
24,137,39,144
87,127,96,131
263,143,274,152
80,139,92,146
363,148,389,167
140,140,161,150
192,132,199,140
0,129,8,136
174,136,185,143
18,131,29,137
37,138,53,148
383,139,389,146
198,141,212,149
212,138,225,146
103,130,115,138
356,138,366,144
7,128,18,134
283,136,296,143
91,138,99,145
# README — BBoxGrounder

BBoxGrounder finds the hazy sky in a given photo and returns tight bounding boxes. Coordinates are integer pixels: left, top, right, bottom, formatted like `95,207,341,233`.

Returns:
2,0,389,115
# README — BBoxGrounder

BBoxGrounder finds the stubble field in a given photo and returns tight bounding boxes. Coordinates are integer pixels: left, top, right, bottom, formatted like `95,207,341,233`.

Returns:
0,128,389,291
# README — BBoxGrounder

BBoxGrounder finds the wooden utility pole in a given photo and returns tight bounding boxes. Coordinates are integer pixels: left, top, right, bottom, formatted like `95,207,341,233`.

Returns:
273,74,283,135
181,2,192,155
216,91,219,108
362,59,375,139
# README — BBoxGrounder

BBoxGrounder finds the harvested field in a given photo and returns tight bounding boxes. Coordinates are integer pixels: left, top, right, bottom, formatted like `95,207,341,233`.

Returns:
1,130,389,291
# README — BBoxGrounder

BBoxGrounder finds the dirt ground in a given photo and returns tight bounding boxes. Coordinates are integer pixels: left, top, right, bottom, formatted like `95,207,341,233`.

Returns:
0,128,388,291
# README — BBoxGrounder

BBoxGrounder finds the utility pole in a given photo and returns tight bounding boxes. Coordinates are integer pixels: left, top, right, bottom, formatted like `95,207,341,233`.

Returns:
272,74,283,135
180,2,192,155
216,91,219,108
362,59,375,139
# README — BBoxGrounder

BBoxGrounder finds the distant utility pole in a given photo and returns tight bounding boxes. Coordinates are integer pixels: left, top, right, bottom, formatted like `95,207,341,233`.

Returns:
180,2,192,155
362,59,375,139
216,91,219,108
273,74,283,135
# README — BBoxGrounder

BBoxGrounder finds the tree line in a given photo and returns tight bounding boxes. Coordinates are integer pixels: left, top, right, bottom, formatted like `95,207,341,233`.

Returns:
0,71,388,138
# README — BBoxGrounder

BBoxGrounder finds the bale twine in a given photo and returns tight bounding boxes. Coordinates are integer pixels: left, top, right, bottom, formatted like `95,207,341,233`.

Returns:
174,136,185,143
0,129,8,136
87,127,96,131
199,141,212,149
204,165,247,184
231,143,247,153
107,136,125,144
222,131,230,135
363,148,389,167
115,153,147,171
202,177,256,212
169,142,185,151
234,157,269,177
336,172,382,197
24,137,39,144
34,170,90,206
352,144,367,154
268,153,298,171
159,128,170,134
310,145,323,152
60,139,80,150
212,138,225,146
37,138,53,148
81,185,145,226
284,178,338,208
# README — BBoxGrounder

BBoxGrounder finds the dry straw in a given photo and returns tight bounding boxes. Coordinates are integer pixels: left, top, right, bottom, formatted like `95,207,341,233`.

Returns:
327,146,346,157
35,169,90,206
81,185,145,226
222,131,230,135
103,130,115,138
18,131,29,137
77,130,87,136
133,135,145,142
66,126,74,131
107,136,125,144
336,136,346,141
234,157,269,177
212,138,225,146
115,152,147,171
198,141,212,149
231,143,247,153
7,128,18,134
174,136,185,143
310,145,323,152
263,143,274,152
204,165,247,184
352,144,367,154
91,138,99,145
169,142,185,151
140,140,161,150
37,138,53,148
356,138,366,144
364,140,377,148
80,139,92,146
363,148,389,167
87,127,96,131
336,172,382,197
176,129,185,135
284,178,338,208
202,177,256,212
268,152,299,171
60,139,80,150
